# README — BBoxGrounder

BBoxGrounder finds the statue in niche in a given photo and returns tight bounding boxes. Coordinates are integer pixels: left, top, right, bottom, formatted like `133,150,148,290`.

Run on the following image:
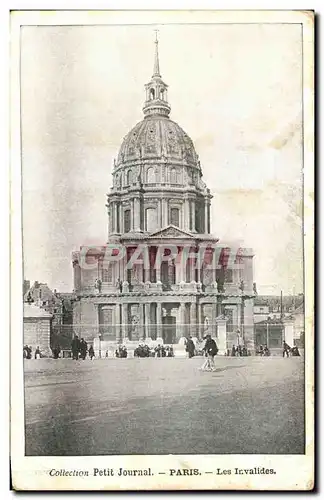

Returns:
94,278,102,293
115,278,122,292
122,281,129,293
216,278,224,294
131,315,140,336
132,266,142,284
203,268,213,285
203,316,211,334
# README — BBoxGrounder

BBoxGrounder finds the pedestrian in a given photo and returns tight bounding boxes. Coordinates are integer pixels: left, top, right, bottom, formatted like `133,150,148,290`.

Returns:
52,343,61,359
263,345,270,356
71,335,80,360
291,345,300,357
79,338,87,360
185,336,195,359
34,346,41,359
200,335,218,371
88,345,95,360
231,345,236,357
283,341,290,358
23,345,29,359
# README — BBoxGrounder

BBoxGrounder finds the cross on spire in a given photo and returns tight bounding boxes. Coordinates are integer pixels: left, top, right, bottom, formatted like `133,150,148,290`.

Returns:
153,29,160,77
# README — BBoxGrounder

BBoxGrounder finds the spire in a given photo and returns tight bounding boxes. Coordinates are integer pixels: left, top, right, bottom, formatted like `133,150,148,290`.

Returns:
153,30,161,77
143,31,171,118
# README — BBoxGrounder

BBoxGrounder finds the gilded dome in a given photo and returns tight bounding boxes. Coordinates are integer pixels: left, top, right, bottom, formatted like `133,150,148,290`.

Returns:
116,116,198,168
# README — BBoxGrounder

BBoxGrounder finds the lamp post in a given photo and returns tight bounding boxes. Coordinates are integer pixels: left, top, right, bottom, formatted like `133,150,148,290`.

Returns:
239,280,245,345
99,333,102,359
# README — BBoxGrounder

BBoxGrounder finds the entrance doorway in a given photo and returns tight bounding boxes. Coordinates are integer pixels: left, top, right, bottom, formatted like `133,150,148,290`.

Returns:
162,316,176,344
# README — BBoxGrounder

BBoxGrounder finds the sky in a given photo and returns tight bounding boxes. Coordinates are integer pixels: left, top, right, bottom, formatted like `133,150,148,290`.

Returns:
21,23,303,295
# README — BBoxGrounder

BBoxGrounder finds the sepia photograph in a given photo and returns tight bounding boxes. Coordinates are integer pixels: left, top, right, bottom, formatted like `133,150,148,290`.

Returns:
10,9,314,491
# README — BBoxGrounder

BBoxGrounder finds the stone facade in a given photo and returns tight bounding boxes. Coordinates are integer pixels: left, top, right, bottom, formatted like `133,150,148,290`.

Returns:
72,38,255,354
23,304,52,357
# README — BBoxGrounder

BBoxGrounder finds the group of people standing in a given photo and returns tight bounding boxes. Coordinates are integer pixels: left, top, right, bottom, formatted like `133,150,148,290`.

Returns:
199,334,219,372
71,335,94,360
23,345,42,359
282,341,300,357
256,345,270,356
184,335,219,371
230,344,249,357
115,345,128,358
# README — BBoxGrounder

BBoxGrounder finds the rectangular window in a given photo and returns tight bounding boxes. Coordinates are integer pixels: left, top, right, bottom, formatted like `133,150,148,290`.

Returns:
149,267,156,283
224,268,233,283
186,260,191,282
99,307,113,334
124,209,131,233
102,265,113,283
145,207,157,232
170,207,180,227
189,202,193,230
116,204,120,233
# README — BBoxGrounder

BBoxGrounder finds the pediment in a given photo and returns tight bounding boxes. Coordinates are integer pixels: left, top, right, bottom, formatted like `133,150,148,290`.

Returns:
148,225,194,239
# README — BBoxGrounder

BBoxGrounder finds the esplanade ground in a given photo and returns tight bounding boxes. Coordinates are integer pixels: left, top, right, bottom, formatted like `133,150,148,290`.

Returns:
24,355,304,456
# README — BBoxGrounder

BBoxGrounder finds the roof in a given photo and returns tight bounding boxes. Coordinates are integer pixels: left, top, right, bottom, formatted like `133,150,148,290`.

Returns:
256,294,304,310
116,117,198,171
24,303,52,319
254,298,269,306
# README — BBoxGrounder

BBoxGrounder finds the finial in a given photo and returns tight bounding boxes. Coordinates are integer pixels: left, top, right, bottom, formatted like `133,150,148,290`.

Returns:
153,29,160,77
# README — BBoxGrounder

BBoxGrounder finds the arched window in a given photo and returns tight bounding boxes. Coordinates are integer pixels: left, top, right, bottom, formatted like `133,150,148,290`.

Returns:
126,169,132,185
150,88,155,100
170,207,180,227
170,168,177,184
124,210,131,233
160,88,165,100
146,167,155,184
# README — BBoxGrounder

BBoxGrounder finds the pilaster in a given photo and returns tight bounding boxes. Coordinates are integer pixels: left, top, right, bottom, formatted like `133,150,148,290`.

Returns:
216,316,228,355
122,303,128,340
156,302,162,338
190,302,197,337
115,303,121,341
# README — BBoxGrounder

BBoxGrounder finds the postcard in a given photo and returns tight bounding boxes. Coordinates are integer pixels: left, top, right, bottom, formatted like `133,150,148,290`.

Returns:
10,9,314,491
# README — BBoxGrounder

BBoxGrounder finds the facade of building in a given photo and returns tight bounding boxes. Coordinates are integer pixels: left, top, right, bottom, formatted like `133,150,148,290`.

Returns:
24,281,74,350
72,38,255,354
253,294,304,350
23,303,52,356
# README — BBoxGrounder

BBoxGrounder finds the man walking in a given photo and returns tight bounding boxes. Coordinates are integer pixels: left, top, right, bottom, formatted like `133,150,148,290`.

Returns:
200,335,218,371
185,336,196,359
283,341,290,358
80,338,88,360
71,335,81,360
88,345,95,360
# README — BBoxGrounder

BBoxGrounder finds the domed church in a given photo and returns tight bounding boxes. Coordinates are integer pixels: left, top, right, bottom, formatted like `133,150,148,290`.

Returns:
72,36,255,356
